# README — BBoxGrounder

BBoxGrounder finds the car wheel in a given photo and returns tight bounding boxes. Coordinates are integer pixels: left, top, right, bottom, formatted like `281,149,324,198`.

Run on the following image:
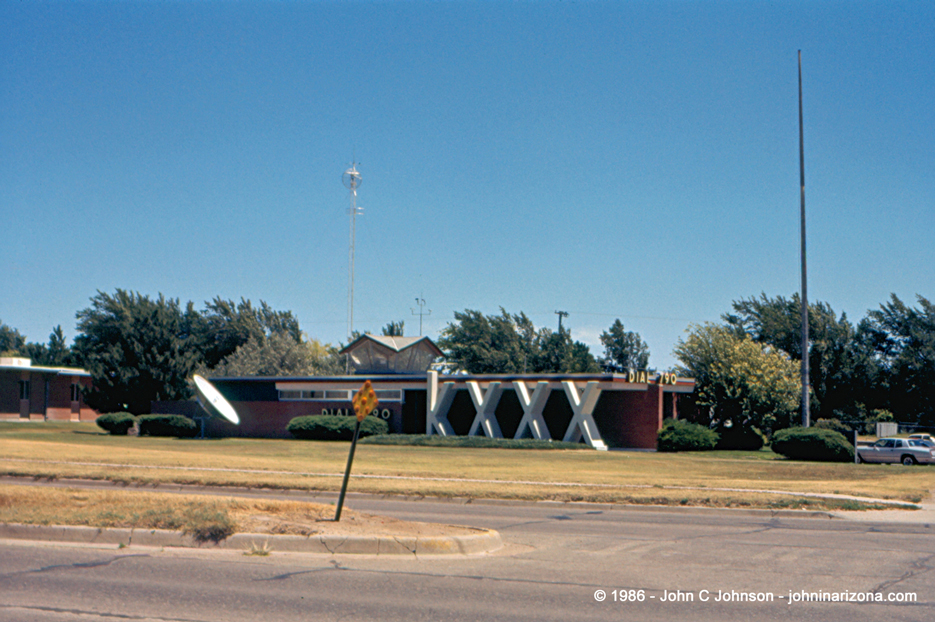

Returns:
901,455,916,466
857,454,864,464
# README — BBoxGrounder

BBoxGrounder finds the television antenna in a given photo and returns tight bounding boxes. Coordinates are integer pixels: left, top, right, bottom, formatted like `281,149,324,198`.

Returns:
343,163,363,340
411,295,432,336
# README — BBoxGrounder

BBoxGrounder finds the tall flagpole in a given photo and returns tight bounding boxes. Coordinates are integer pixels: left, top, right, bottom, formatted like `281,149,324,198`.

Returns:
798,50,810,428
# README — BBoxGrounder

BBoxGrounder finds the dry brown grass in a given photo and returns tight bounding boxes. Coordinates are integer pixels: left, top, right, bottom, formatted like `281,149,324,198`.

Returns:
1,422,933,509
0,484,474,538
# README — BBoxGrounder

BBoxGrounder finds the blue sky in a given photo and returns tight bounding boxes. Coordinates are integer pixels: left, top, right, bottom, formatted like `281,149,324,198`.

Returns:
2,1,933,371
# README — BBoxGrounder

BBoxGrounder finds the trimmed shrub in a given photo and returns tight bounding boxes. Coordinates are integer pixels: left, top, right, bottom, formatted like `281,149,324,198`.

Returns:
715,425,765,451
770,427,854,462
96,412,137,436
813,418,854,440
657,419,719,452
287,415,389,441
138,414,198,438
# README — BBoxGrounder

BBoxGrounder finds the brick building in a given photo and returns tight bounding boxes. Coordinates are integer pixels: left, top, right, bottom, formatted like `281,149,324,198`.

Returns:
162,335,694,450
0,357,97,422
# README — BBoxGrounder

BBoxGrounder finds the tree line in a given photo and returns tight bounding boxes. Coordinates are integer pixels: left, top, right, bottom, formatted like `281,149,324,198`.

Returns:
435,309,648,374
3,289,933,434
674,293,935,434
2,290,343,413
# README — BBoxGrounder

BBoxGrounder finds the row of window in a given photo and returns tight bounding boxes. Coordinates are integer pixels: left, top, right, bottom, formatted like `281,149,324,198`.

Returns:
279,389,402,402
17,381,82,401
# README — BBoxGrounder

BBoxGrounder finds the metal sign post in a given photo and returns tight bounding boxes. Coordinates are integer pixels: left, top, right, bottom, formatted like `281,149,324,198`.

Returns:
335,380,379,521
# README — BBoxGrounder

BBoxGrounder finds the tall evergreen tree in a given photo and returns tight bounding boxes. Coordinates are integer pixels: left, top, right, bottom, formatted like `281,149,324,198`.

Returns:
381,321,405,337
599,319,650,371
861,294,935,427
74,290,201,413
0,320,26,355
438,308,598,373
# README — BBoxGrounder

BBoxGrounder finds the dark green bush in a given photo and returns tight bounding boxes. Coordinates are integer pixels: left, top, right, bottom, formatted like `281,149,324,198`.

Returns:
96,412,137,435
287,415,389,441
770,427,854,462
657,419,719,452
813,418,854,441
715,425,765,450
138,414,198,438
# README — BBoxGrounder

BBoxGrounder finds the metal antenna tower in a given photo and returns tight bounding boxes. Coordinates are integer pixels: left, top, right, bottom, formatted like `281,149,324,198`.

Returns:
342,163,363,340
411,295,432,336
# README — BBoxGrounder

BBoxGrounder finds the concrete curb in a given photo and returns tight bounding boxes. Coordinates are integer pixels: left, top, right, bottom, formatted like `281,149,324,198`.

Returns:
0,523,503,556
2,475,930,524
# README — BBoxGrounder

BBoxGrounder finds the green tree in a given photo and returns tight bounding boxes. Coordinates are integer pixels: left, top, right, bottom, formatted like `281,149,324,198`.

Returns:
21,326,78,367
438,309,534,373
674,323,801,435
438,309,598,373
73,290,201,414
723,293,877,421
0,320,26,355
381,320,405,337
861,294,935,427
599,319,650,371
193,297,301,369
208,333,343,377
530,327,600,373
561,336,602,373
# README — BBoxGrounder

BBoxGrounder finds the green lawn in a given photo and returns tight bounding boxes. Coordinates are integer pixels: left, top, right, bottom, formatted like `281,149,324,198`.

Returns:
1,421,932,510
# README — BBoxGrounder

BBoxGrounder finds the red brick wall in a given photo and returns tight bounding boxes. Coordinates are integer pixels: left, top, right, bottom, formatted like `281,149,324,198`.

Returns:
592,387,663,449
0,373,21,419
1,370,98,422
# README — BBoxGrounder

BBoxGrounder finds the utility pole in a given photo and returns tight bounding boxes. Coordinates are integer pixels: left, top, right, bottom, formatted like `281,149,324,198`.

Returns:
555,310,569,333
411,295,431,336
798,51,810,428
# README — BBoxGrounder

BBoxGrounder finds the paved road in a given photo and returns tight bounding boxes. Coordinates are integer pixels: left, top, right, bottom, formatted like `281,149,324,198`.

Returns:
2,495,933,622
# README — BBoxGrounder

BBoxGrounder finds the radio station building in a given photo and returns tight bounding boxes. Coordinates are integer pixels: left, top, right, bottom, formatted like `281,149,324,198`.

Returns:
184,334,695,450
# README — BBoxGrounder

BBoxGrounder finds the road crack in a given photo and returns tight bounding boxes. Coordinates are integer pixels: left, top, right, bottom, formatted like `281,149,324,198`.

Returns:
872,551,935,593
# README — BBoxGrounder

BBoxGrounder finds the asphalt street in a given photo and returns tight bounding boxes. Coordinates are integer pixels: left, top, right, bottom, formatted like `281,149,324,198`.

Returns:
1,495,933,622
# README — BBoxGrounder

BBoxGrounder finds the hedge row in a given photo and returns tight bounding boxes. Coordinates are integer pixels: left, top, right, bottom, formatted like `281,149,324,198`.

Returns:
138,414,198,438
286,415,388,441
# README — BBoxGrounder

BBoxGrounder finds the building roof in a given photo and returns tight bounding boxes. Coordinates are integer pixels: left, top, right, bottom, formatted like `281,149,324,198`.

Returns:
0,362,90,377
338,334,443,356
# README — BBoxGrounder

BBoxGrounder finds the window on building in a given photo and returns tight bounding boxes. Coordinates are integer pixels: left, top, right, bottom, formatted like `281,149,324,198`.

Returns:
374,389,402,402
71,383,82,401
278,390,332,401
19,380,30,400
324,390,351,400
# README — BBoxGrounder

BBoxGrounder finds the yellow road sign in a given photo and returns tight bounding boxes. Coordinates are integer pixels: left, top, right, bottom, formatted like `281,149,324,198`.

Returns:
352,380,379,422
